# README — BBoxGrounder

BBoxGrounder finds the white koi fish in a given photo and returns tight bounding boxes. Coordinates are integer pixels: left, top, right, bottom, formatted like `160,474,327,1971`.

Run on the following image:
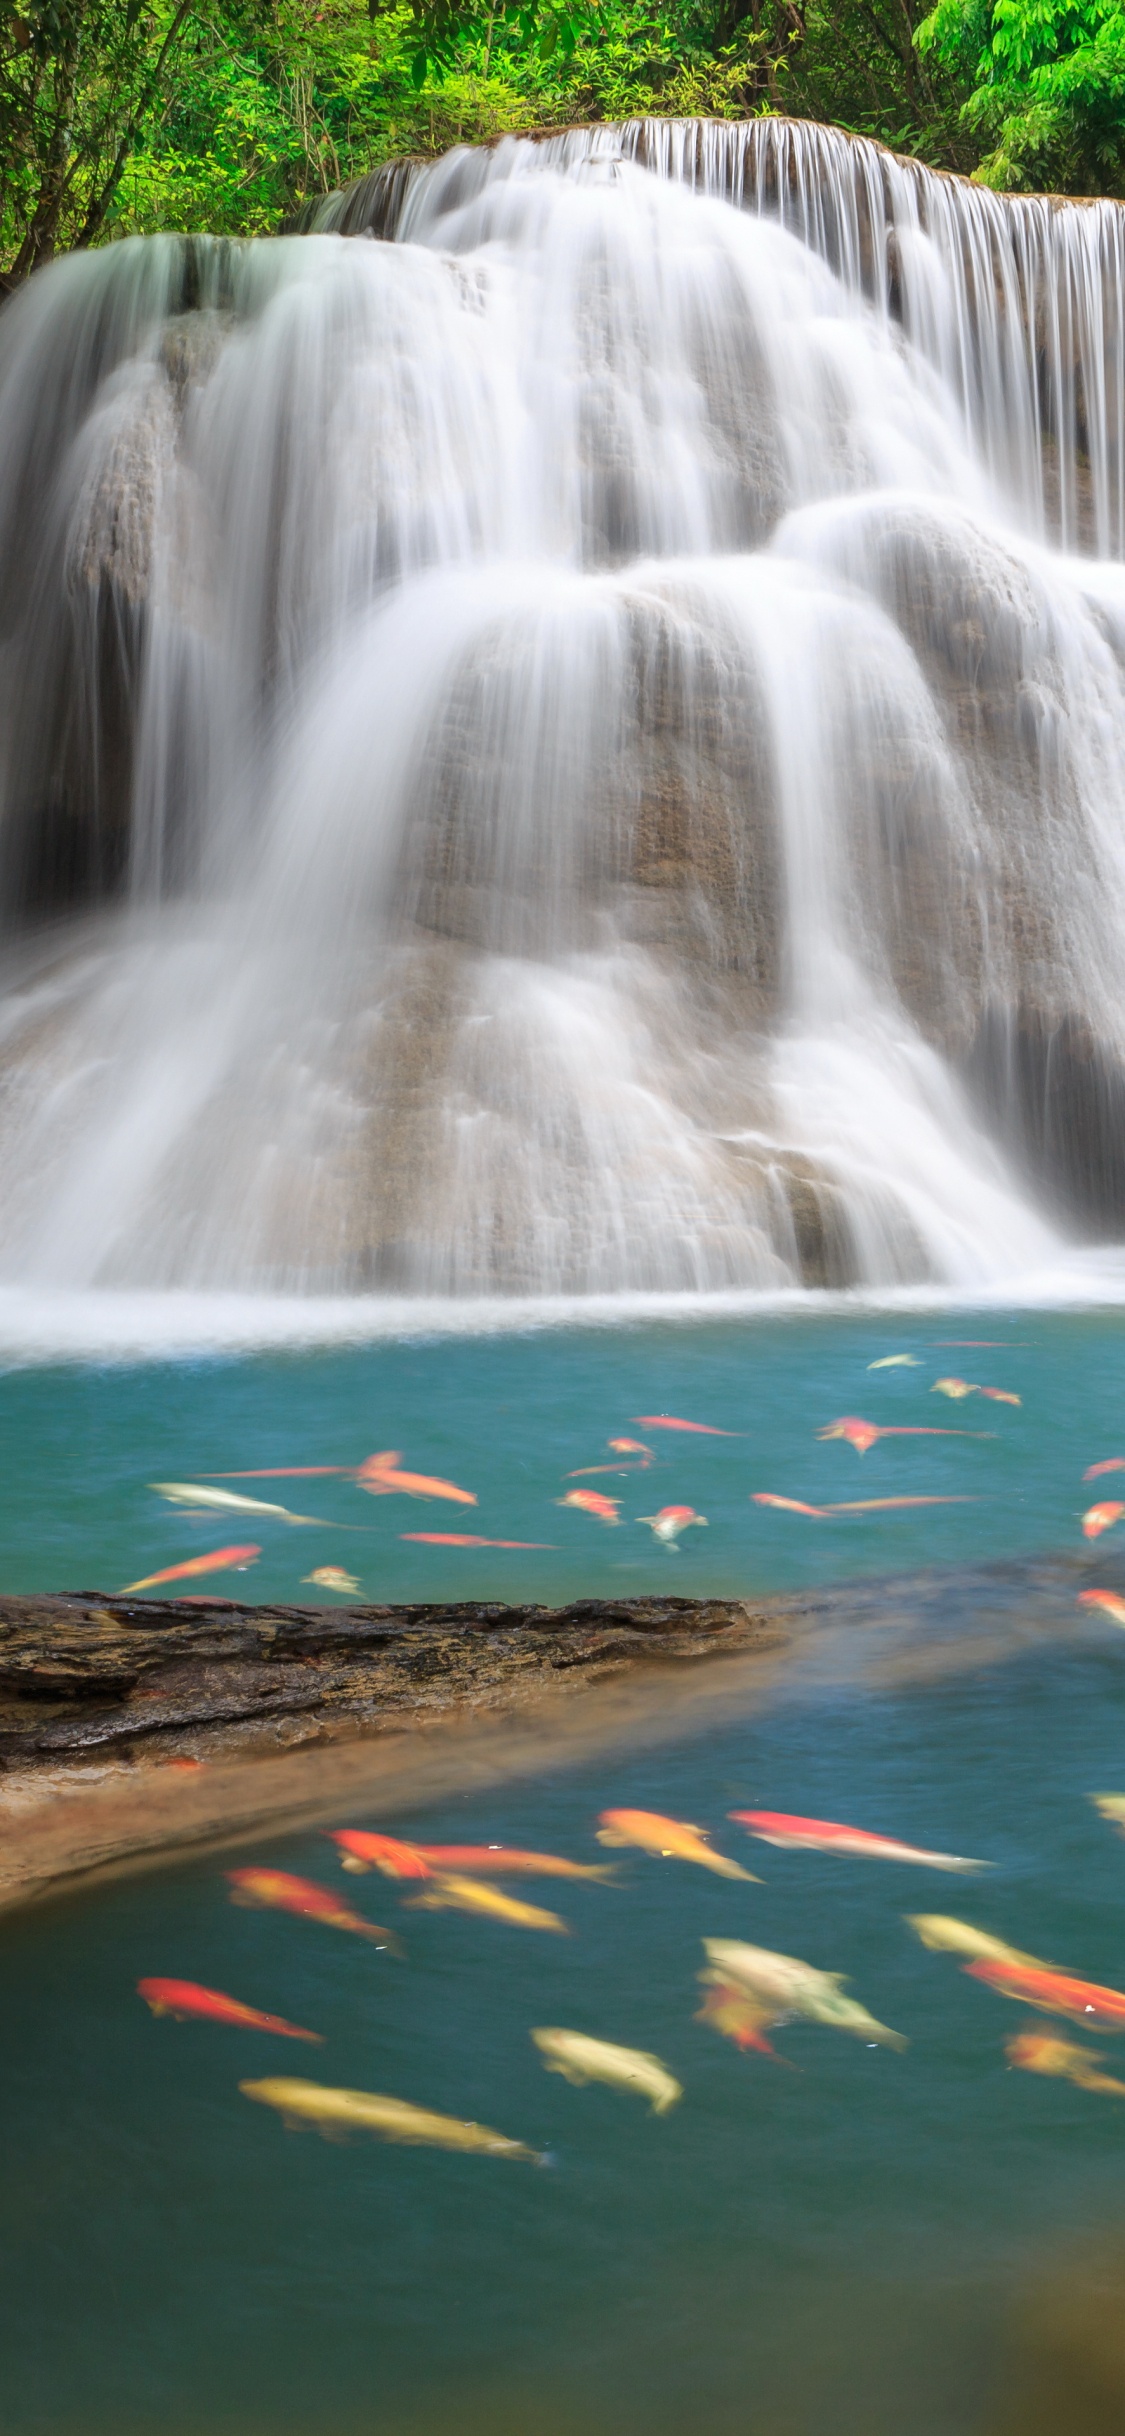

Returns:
151,1482,326,1525
531,2029,682,2114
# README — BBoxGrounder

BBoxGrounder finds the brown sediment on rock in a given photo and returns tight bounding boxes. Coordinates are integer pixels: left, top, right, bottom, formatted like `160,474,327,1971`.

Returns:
0,1550,1112,1922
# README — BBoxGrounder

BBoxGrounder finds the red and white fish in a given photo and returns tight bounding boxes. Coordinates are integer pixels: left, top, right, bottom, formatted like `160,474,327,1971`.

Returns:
637,1505,707,1548
356,1452,476,1505
121,1544,260,1593
632,1414,739,1435
137,1977,322,2041
729,1810,985,1872
558,1489,621,1524
1082,1501,1125,1539
1078,1589,1125,1627
226,1869,401,1952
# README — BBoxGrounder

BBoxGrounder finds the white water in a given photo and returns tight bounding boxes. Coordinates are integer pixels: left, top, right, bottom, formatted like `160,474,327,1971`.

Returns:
2,121,1125,1308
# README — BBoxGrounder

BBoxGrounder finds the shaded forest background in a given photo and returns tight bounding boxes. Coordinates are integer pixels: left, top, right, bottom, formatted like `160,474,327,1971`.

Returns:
2,0,1124,280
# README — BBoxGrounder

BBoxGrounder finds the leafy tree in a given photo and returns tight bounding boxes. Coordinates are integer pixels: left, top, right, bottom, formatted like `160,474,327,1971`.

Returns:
915,0,1125,189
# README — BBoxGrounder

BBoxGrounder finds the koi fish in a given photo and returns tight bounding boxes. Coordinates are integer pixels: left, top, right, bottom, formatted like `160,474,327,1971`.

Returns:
328,1830,432,1878
932,1377,977,1399
966,1956,1125,2032
558,1490,621,1524
137,1977,322,2042
569,1438,654,1477
753,1494,827,1516
327,1829,614,1883
695,1972,780,2058
729,1811,985,1872
355,1453,476,1505
703,1937,906,2048
609,1438,653,1460
1084,1460,1125,1482
1078,1590,1125,1627
531,2029,682,2114
637,1505,708,1548
753,1494,974,1518
980,1388,1021,1405
415,1845,616,1882
1006,2027,1125,2098
121,1544,260,1592
241,2077,545,2162
151,1483,325,1525
906,1914,1047,1967
1083,1502,1125,1539
405,1872,569,1933
304,1567,360,1593
401,1533,554,1547
1091,1794,1125,1832
226,1869,402,1952
867,1355,920,1368
818,1418,990,1454
632,1415,739,1435
596,1809,758,1881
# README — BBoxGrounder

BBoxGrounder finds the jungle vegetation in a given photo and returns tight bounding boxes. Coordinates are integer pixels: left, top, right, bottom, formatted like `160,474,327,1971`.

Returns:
0,0,1122,278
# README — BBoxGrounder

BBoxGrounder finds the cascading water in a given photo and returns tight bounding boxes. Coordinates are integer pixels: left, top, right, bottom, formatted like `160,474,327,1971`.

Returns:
3,118,1125,1302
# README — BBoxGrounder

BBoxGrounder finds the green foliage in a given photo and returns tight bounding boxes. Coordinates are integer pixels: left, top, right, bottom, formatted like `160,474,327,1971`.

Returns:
916,0,1125,189
0,0,1120,277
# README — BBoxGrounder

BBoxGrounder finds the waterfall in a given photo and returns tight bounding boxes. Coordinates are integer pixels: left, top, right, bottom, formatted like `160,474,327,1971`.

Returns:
2,121,1125,1301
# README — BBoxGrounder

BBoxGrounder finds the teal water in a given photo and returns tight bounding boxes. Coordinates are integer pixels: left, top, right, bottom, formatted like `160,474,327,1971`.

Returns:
0,1306,1117,1603
5,1628,1125,2434
6,1305,1125,2436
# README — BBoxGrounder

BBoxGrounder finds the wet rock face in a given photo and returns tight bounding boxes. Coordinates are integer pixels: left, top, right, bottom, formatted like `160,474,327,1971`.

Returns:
964,1003,1125,1234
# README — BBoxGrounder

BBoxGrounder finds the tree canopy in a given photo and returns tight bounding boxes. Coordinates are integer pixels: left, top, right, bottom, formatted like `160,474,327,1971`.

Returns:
0,0,1122,280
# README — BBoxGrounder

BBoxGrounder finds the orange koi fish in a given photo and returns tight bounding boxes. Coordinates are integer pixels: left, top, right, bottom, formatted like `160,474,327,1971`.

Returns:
414,1845,617,1882
401,1533,554,1547
569,1438,654,1477
328,1829,614,1883
980,1388,1021,1405
1083,1501,1125,1539
1078,1589,1125,1627
558,1490,621,1524
730,1811,985,1872
596,1809,758,1881
638,1505,708,1548
137,1977,322,2042
329,1830,432,1878
226,1869,402,1952
966,1956,1125,2031
818,1416,991,1454
1084,1459,1125,1482
356,1453,477,1505
121,1544,260,1593
753,1493,828,1516
1006,2027,1125,2097
695,1973,780,2058
632,1415,739,1435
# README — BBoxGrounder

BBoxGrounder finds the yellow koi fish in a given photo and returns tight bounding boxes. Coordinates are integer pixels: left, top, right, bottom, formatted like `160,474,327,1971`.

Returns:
596,1809,759,1881
241,2077,545,2161
531,2029,682,2114
703,1938,906,2048
1006,2028,1125,2098
1091,1793,1125,1833
303,1567,360,1593
405,1872,569,1934
905,1914,1046,1967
